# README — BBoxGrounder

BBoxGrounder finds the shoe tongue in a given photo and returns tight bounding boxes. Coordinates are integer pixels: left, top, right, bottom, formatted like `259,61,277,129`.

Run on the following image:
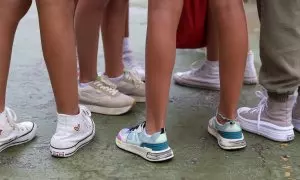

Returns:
0,112,7,126
0,111,15,132
0,110,4,118
97,76,117,89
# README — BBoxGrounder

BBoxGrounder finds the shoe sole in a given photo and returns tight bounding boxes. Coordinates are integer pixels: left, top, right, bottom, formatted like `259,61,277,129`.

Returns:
174,78,220,91
237,111,294,142
115,137,174,162
80,103,134,115
0,122,37,152
50,121,96,158
131,96,145,103
207,124,246,150
174,77,257,89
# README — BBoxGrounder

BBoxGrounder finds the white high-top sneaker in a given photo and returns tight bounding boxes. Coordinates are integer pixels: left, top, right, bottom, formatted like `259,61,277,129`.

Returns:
123,52,145,81
0,107,37,152
173,50,258,90
50,106,95,157
173,60,220,90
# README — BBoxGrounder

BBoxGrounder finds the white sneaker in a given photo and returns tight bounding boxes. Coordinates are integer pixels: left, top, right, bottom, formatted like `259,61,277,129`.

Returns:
112,70,146,103
237,91,296,142
173,51,258,90
0,107,37,152
244,50,258,84
174,60,220,90
50,106,95,157
79,76,135,115
123,51,145,81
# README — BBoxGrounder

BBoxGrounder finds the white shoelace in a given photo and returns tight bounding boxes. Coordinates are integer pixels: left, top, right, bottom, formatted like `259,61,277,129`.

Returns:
124,70,143,87
129,121,145,134
5,108,25,131
249,91,268,130
94,77,118,96
189,60,217,76
80,105,91,117
79,106,92,129
190,60,205,72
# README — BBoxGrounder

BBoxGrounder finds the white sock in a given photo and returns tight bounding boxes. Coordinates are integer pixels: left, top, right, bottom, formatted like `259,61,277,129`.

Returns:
109,74,124,83
123,38,131,53
206,60,219,67
143,129,152,137
79,81,92,88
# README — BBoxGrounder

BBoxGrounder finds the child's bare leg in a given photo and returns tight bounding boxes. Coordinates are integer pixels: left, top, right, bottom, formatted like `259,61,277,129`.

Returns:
121,3,146,81
102,0,128,77
207,0,257,86
0,0,37,153
0,0,32,112
207,1,219,62
75,0,109,83
36,0,95,157
124,3,129,38
205,0,248,150
211,0,248,121
115,0,183,162
101,0,145,103
146,0,183,134
36,0,79,115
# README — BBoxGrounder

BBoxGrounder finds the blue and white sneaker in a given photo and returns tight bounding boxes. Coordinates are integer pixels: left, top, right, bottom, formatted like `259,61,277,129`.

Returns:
208,117,246,150
116,122,174,162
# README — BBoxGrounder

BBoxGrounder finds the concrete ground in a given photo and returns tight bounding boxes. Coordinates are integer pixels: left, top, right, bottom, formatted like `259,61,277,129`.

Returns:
1,2,299,180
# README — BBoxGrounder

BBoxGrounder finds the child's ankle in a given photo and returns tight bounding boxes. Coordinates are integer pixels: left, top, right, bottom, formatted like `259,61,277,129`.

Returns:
216,112,236,125
57,107,79,116
108,74,124,83
145,126,161,136
0,107,4,114
123,37,131,53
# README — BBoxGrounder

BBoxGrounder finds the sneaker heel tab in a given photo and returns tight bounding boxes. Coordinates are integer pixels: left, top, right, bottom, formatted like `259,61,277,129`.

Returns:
156,133,168,143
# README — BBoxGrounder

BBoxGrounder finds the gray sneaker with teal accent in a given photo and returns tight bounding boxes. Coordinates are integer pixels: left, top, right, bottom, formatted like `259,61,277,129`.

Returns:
116,122,174,162
208,117,246,150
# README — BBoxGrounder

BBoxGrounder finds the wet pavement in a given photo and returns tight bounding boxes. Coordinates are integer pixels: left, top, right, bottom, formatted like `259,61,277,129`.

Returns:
1,2,299,180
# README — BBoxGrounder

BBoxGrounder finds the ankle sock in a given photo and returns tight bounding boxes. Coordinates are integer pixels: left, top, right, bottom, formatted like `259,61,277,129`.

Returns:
79,81,92,88
123,38,131,53
109,74,124,83
143,129,152,137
